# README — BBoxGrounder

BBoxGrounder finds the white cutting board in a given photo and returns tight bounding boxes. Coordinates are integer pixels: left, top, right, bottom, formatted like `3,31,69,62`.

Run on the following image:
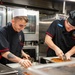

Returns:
6,63,21,69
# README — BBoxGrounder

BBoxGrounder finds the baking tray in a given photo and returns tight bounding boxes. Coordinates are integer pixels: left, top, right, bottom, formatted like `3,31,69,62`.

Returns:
43,56,75,63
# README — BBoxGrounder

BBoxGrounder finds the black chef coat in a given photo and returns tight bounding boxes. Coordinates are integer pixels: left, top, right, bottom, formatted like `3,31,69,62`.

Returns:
46,20,75,57
0,22,25,64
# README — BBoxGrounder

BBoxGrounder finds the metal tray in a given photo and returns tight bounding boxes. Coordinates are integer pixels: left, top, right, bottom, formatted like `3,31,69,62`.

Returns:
43,56,75,63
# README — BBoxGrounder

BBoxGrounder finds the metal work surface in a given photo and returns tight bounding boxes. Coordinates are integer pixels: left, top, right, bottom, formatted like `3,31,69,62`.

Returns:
7,63,41,75
27,56,75,75
6,61,75,75
0,63,18,75
36,65,75,75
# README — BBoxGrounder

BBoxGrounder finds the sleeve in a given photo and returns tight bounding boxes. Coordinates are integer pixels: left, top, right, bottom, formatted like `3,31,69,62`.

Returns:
46,20,58,38
0,32,9,53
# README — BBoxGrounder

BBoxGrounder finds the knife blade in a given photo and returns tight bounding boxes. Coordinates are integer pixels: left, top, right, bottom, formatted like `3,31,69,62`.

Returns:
63,55,66,61
28,57,34,63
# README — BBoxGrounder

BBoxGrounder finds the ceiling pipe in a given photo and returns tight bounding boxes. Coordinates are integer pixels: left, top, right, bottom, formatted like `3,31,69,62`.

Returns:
63,0,66,14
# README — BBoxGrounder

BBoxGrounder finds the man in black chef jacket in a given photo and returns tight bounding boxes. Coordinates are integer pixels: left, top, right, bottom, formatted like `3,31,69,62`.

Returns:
45,10,75,60
0,8,32,68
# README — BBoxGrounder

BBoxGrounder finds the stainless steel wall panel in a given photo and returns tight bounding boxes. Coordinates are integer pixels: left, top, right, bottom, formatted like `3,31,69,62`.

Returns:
39,22,51,54
0,5,6,27
24,34,39,41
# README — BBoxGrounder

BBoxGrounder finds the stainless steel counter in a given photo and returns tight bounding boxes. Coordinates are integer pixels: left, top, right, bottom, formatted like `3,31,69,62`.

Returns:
6,61,75,75
6,62,40,75
34,65,75,75
6,57,75,75
0,63,18,75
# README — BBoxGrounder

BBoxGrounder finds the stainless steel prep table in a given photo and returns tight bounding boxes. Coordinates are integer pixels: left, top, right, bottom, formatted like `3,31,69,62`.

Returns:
0,63,18,75
7,62,40,75
6,57,75,75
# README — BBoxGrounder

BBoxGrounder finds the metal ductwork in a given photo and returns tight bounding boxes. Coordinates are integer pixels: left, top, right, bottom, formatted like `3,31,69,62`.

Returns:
2,0,59,15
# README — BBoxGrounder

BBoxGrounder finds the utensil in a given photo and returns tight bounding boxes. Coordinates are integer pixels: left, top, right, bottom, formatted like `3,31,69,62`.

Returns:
28,57,34,63
63,55,66,61
22,56,34,63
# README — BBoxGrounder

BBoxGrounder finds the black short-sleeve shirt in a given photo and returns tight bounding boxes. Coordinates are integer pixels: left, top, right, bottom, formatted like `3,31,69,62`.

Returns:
46,20,75,57
0,23,25,64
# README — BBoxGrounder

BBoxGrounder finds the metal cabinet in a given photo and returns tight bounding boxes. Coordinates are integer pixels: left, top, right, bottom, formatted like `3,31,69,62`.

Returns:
0,5,6,27
23,10,39,41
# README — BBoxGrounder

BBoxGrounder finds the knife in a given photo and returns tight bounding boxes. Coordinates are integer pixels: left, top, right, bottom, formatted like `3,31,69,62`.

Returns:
29,57,34,63
22,56,34,63
63,55,66,61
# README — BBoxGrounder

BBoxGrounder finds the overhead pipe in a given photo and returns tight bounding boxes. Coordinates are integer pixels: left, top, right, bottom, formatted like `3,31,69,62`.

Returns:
63,0,66,14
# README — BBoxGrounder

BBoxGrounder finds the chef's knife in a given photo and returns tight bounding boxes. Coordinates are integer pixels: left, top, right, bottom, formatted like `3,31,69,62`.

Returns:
63,55,66,61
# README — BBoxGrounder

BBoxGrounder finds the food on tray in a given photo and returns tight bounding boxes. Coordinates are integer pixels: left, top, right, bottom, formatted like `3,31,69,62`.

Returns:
23,72,31,75
51,57,71,62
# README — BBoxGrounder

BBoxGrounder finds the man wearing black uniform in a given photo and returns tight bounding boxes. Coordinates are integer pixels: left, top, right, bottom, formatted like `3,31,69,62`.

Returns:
45,10,75,60
0,8,32,68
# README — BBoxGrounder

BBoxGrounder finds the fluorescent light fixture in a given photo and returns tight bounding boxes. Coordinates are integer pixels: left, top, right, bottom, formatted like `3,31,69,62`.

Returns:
65,0,75,2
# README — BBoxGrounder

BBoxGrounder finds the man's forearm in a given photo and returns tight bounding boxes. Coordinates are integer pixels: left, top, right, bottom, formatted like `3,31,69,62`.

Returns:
45,35,60,51
1,51,32,68
1,51,21,63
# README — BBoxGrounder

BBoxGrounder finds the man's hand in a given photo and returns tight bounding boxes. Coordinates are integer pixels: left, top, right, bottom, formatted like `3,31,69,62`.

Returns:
19,59,32,68
65,46,75,60
55,48,64,59
22,50,30,59
22,53,30,59
65,52,71,60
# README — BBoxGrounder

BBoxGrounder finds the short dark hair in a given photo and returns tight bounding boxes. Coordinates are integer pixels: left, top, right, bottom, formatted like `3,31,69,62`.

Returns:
13,16,28,22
